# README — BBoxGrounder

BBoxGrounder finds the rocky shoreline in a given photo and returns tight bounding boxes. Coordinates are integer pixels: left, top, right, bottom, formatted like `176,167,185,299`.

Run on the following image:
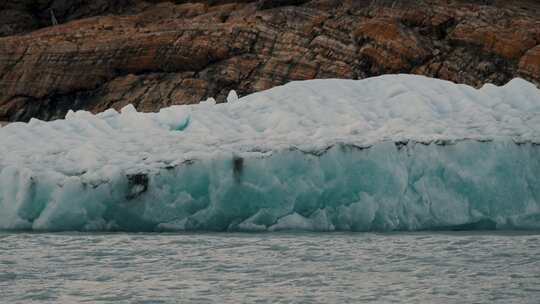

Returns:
0,0,539,122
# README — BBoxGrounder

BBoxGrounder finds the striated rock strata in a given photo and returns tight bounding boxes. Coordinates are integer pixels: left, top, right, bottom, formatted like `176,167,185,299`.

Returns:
0,0,539,121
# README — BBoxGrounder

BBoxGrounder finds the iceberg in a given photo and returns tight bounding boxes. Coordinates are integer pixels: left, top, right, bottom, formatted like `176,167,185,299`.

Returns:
1,74,539,231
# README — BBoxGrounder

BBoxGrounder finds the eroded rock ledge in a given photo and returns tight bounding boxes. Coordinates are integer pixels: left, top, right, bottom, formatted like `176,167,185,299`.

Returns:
0,0,539,121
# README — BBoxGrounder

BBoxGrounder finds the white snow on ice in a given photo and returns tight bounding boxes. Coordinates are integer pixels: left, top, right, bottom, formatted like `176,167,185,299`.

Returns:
1,74,539,175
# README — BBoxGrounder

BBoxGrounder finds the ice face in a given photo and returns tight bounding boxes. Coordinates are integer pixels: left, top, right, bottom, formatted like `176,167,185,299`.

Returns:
1,141,539,231
0,75,539,231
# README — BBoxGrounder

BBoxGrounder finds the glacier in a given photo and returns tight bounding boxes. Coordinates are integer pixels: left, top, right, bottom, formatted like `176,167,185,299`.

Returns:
1,74,540,232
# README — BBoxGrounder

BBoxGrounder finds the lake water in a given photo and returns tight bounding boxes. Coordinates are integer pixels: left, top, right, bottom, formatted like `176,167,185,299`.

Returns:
1,232,539,303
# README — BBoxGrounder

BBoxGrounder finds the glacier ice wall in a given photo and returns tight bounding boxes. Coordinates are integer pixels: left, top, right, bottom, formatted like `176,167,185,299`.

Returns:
1,74,540,231
1,141,540,231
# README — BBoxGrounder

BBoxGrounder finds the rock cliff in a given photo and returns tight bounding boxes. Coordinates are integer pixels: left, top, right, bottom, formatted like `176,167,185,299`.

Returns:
0,0,539,121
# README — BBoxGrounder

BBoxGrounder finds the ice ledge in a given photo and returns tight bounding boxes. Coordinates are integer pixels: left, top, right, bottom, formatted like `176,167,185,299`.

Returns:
1,140,540,232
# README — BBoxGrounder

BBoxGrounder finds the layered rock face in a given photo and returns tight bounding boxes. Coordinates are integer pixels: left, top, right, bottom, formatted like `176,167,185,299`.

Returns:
0,0,539,121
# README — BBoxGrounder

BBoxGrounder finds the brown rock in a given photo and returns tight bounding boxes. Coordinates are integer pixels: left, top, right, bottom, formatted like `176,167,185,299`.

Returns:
0,0,539,122
519,45,540,82
354,18,431,72
450,21,537,60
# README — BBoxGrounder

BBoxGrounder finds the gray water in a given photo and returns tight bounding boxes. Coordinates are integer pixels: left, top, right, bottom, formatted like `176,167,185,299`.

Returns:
1,232,539,304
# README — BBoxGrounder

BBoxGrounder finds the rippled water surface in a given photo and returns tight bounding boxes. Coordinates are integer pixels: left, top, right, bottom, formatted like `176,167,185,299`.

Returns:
1,232,539,303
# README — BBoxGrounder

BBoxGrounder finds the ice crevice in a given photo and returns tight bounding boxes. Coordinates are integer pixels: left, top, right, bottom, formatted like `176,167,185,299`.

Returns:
1,74,540,232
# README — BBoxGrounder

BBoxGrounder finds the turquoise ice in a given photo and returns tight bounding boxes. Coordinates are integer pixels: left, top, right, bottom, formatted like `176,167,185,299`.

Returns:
1,140,539,231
